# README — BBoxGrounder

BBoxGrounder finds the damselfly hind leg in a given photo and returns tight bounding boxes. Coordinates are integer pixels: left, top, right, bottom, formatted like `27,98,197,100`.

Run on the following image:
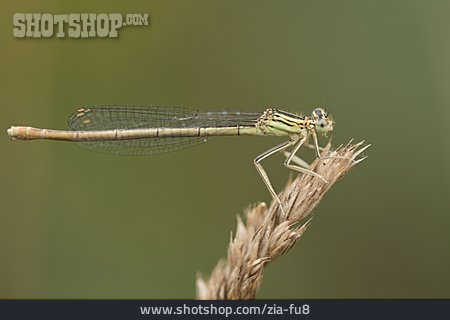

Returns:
254,140,297,215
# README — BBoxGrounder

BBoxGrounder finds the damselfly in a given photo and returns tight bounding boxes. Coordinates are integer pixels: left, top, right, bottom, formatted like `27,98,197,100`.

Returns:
8,106,336,213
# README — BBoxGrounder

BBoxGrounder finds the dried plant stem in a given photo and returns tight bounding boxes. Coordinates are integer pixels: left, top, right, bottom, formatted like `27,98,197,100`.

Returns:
196,140,369,300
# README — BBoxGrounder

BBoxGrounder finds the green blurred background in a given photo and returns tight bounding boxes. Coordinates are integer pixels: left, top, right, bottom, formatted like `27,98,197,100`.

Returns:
1,0,449,298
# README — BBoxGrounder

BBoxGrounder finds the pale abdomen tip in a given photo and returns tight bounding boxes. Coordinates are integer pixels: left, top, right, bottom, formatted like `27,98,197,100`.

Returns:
7,127,17,139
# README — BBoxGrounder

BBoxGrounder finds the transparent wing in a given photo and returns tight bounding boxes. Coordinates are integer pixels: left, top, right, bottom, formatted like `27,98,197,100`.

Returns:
68,105,260,155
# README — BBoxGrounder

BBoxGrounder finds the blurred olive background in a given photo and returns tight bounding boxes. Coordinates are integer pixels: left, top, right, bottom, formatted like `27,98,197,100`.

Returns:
1,0,449,298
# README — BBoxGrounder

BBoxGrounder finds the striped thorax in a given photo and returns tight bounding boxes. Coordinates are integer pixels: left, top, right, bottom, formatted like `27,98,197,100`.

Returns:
256,108,333,137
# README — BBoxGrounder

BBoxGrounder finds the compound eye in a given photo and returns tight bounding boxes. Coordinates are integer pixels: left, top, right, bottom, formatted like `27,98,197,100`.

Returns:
312,108,324,118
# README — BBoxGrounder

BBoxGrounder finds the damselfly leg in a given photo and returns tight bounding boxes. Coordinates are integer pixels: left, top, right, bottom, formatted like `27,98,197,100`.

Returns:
254,139,297,214
284,136,328,183
254,135,328,215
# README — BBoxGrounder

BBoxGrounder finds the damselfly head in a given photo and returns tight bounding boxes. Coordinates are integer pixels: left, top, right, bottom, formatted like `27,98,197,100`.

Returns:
311,107,333,136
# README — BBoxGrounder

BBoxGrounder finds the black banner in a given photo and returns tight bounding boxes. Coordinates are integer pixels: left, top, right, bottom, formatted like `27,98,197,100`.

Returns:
0,300,449,320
